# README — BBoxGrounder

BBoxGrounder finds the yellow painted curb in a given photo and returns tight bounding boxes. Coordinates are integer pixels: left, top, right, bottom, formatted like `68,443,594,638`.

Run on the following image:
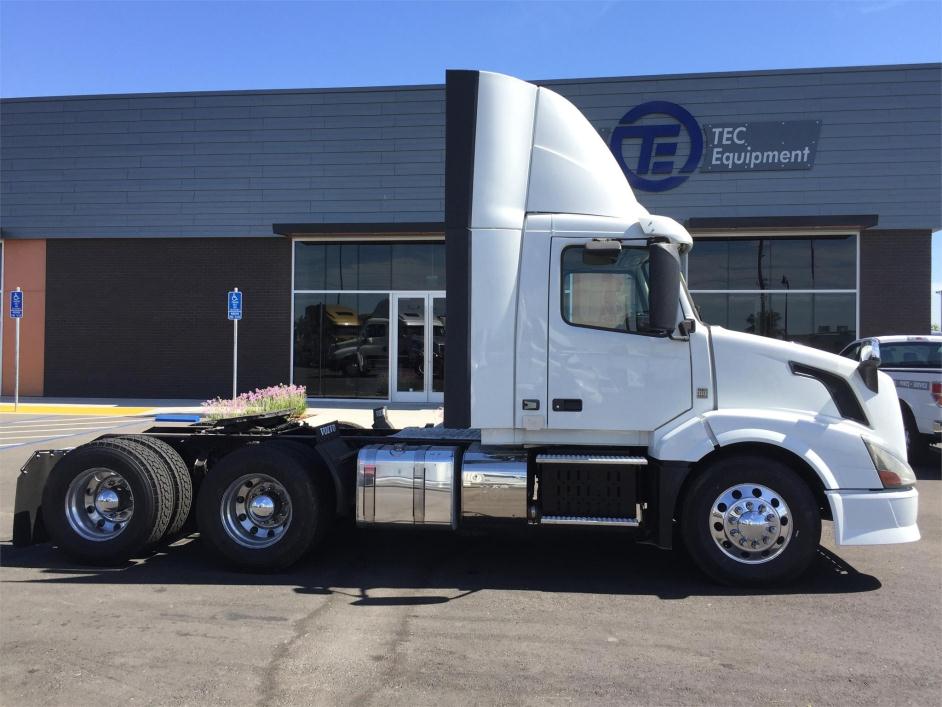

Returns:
0,404,153,416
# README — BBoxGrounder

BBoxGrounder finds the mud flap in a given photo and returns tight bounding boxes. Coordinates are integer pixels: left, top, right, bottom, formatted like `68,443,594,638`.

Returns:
12,449,68,546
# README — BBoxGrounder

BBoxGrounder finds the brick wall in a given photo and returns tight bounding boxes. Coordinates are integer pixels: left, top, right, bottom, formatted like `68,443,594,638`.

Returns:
859,229,932,337
44,237,291,398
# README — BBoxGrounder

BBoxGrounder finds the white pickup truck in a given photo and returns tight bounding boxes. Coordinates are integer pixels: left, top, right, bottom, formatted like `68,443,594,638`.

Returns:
841,335,942,460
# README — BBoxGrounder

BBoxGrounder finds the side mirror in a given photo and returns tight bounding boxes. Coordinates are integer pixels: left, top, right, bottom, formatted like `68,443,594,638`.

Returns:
648,242,681,335
857,339,881,393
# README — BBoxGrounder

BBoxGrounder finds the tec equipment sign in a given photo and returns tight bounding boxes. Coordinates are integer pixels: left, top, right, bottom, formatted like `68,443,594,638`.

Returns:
227,290,243,320
610,101,703,193
609,101,821,191
9,290,24,318
702,121,820,172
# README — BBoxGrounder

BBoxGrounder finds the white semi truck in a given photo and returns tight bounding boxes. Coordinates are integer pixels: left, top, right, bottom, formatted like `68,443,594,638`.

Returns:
12,71,920,586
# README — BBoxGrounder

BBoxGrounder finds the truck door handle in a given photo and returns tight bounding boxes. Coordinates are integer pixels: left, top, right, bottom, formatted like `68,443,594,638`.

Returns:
552,399,582,412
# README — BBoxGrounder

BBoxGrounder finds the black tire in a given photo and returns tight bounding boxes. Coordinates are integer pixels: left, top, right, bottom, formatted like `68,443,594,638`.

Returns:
42,438,175,565
681,454,821,586
196,442,331,571
122,435,193,539
901,404,931,463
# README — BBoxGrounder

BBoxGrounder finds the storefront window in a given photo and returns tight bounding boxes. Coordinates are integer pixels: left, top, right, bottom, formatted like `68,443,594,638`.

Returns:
292,240,446,399
293,293,391,398
689,235,857,352
294,242,445,291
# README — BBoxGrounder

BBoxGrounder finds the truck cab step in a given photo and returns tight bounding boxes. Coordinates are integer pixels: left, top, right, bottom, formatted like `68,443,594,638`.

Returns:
540,515,639,527
535,453,648,465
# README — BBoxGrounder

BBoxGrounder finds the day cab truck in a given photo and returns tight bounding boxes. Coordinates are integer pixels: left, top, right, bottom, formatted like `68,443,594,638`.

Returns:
12,70,920,586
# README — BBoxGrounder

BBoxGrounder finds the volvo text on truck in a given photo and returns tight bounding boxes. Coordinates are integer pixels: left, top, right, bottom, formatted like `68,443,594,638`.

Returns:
12,71,920,586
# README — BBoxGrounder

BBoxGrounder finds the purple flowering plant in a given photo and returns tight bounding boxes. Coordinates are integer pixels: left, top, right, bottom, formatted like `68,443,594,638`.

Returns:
202,384,307,421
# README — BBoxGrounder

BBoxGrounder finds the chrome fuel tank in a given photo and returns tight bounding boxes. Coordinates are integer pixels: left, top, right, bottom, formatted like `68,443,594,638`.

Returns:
461,443,528,522
356,445,460,527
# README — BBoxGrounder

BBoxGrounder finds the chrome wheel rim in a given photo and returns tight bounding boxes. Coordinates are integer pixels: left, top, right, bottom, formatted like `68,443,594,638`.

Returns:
709,483,792,564
65,467,135,541
220,474,292,549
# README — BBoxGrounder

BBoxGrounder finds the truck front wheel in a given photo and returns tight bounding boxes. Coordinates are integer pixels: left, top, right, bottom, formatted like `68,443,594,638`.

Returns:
680,454,821,586
196,443,329,571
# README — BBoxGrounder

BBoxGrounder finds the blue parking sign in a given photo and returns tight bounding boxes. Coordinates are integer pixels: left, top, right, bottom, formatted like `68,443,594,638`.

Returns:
227,290,243,320
9,290,24,318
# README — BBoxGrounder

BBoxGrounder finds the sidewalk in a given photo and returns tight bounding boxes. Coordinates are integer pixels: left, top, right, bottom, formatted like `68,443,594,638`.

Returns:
0,397,442,428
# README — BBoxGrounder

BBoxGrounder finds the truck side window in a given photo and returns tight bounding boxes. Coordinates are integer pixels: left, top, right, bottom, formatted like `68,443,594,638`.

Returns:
561,245,650,333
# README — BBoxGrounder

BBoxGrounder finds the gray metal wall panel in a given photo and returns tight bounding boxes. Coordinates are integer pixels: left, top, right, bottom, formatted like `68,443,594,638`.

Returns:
1,65,939,238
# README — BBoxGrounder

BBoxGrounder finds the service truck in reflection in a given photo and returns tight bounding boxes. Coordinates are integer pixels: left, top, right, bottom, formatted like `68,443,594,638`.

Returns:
13,71,919,586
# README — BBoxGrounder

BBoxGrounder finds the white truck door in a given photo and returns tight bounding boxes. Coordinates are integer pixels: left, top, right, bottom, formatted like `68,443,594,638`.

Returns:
547,236,693,432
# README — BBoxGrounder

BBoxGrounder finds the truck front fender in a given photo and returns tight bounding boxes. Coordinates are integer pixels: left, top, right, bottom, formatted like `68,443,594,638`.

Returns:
652,409,883,490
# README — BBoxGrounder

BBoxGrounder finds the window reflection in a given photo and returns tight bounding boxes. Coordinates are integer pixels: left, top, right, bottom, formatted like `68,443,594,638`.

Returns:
688,236,855,291
692,292,856,352
294,241,445,291
292,240,446,400
431,297,446,393
293,293,390,398
727,240,768,289
688,235,856,352
771,240,812,290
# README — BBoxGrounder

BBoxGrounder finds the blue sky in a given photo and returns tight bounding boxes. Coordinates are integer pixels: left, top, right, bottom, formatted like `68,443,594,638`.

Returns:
1,0,940,324
2,0,940,96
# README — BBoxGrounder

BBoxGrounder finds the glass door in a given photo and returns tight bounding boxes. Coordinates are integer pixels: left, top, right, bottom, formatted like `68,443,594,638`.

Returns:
390,292,445,403
430,295,446,402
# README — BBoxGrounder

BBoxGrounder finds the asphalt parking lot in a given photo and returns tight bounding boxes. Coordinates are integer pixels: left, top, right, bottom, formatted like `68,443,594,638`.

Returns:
0,414,145,450
0,417,939,706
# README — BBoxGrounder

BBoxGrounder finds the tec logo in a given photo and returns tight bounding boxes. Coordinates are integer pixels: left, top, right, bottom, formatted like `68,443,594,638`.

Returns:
610,101,703,192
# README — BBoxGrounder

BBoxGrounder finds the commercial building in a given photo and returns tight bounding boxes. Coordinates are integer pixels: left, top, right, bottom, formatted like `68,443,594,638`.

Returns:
1,63,939,401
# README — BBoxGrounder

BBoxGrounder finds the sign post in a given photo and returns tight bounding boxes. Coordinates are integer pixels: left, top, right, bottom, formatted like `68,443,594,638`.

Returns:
9,287,24,411
227,288,243,400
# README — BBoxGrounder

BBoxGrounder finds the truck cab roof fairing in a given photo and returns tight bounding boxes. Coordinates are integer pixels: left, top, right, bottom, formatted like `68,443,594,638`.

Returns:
444,70,648,426
461,70,645,231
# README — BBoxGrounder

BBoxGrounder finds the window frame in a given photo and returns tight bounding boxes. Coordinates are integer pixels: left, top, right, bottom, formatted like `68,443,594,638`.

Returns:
559,243,661,337
290,235,445,401
687,230,860,352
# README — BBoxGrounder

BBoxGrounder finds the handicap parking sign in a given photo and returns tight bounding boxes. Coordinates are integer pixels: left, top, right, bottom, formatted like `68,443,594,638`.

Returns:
9,290,24,318
227,290,243,320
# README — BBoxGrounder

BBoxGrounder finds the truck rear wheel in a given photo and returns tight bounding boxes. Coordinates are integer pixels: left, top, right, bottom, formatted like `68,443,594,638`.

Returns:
195,443,329,571
42,438,175,565
121,435,193,539
681,454,820,586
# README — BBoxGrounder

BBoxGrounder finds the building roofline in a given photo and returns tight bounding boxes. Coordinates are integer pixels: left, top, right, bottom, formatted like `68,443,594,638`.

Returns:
273,222,445,238
685,214,880,232
2,62,939,103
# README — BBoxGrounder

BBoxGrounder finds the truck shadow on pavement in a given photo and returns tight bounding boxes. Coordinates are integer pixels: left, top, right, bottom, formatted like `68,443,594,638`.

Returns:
0,526,881,601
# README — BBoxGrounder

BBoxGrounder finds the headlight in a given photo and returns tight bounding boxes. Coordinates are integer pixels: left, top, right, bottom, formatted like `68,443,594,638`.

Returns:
863,439,917,488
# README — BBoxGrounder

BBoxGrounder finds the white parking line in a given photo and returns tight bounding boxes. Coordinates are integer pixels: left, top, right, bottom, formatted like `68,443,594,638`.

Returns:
0,428,120,439
0,422,135,434
1,432,113,441
0,417,146,449
2,415,129,426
